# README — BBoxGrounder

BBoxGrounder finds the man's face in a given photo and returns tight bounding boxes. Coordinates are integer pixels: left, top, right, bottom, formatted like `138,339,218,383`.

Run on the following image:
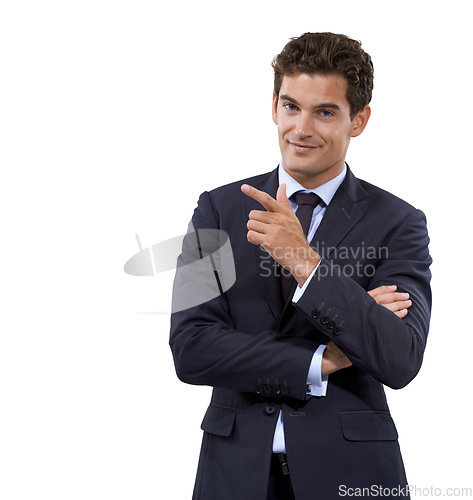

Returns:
272,73,370,188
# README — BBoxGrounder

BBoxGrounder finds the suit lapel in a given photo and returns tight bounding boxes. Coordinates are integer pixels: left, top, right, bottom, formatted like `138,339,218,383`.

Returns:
310,167,368,259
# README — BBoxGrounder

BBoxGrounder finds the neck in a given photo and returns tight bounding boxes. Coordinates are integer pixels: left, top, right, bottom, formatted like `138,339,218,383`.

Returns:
284,163,345,189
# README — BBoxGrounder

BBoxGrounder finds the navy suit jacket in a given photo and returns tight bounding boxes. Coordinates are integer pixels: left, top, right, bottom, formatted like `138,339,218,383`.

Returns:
170,166,432,500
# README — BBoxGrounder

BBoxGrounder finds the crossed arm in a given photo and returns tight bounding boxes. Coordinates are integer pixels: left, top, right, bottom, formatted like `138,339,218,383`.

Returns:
321,285,412,375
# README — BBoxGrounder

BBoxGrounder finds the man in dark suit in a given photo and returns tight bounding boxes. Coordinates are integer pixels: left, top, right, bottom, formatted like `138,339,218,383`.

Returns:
170,32,431,499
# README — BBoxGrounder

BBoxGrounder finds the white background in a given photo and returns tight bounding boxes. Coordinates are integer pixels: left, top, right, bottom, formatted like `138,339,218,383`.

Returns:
0,1,471,498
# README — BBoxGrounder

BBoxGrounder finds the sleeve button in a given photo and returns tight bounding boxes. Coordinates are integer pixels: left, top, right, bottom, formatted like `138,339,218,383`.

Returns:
320,316,329,325
311,310,320,319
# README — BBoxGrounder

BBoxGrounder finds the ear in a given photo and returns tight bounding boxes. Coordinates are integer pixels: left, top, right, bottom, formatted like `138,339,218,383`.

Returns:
350,105,371,138
272,91,279,125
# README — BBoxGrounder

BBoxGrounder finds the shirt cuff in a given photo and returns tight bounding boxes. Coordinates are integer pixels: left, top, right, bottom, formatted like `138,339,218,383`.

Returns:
306,344,328,397
292,258,322,304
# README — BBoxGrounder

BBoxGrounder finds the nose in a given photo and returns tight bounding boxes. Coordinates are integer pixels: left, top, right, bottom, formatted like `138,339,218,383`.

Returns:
294,112,314,138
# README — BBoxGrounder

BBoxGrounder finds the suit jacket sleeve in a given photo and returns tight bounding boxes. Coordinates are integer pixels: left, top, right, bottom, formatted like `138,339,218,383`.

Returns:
169,190,319,401
294,208,432,389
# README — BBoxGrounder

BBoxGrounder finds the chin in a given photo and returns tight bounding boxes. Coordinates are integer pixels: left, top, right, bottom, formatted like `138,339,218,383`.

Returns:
286,163,323,177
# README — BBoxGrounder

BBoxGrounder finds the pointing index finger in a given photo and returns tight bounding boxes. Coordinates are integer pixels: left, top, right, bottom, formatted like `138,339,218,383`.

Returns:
241,184,281,212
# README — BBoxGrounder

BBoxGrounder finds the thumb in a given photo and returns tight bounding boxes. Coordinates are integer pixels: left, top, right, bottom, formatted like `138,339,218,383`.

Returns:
276,183,291,210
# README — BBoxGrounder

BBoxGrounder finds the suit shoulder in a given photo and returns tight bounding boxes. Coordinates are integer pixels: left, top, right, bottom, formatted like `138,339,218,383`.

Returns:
201,170,277,211
356,177,423,217
208,170,275,197
192,169,277,227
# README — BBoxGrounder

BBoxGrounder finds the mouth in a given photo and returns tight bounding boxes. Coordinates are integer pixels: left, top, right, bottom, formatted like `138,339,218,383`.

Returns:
289,142,320,153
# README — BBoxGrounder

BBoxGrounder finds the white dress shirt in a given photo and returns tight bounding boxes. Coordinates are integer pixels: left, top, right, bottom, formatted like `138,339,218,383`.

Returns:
272,162,347,453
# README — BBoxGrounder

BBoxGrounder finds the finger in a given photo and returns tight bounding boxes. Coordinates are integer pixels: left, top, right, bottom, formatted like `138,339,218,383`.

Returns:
248,210,280,223
382,299,412,312
375,292,410,305
368,285,397,298
397,299,412,311
276,184,292,209
246,229,269,246
241,184,282,213
394,309,408,319
247,219,270,234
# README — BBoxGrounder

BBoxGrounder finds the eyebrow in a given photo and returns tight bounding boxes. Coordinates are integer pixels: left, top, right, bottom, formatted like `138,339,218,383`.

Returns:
279,94,341,111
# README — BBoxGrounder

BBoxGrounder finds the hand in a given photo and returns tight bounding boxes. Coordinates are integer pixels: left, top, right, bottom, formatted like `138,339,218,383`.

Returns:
321,341,352,375
241,183,321,286
368,285,412,319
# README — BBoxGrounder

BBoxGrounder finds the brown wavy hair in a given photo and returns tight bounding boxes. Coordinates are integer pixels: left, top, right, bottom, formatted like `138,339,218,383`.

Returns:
272,32,374,119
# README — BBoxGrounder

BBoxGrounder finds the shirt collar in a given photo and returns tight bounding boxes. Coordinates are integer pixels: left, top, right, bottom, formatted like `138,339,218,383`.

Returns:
278,161,347,207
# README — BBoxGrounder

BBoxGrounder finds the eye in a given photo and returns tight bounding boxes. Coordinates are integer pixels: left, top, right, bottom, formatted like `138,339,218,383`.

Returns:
283,103,298,112
319,109,334,117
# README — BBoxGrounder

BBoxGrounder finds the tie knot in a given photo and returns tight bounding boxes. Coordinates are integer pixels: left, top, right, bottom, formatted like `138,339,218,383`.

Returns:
292,191,321,209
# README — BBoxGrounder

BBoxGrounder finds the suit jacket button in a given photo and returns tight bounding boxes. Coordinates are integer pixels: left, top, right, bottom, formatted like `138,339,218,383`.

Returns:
320,316,329,325
333,326,341,336
281,386,289,396
311,310,320,319
263,384,272,393
327,321,335,330
265,405,275,416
